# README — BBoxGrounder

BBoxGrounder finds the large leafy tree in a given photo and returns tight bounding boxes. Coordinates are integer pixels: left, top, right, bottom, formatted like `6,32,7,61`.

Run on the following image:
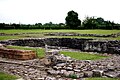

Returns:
82,16,118,29
82,16,98,29
82,16,111,29
65,10,81,29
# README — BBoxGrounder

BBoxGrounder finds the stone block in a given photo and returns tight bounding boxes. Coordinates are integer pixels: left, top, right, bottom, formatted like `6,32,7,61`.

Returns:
92,70,103,77
84,71,93,77
66,67,73,71
47,70,59,75
104,71,120,78
77,72,84,78
73,69,81,72
0,47,36,60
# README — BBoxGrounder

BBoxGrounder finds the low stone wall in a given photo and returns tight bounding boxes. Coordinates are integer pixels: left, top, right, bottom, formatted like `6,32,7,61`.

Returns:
0,38,120,54
44,32,120,37
0,47,36,60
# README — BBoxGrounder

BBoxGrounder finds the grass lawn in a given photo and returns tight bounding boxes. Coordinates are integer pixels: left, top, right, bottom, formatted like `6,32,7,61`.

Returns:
0,29,120,34
1,35,120,41
60,51,108,60
55,36,120,40
0,36,25,40
0,72,18,80
6,45,108,60
6,45,45,58
85,77,119,80
0,29,120,40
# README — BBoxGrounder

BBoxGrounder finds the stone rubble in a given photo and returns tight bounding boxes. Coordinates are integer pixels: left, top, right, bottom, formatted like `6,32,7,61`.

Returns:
0,54,120,80
0,47,120,80
44,50,120,79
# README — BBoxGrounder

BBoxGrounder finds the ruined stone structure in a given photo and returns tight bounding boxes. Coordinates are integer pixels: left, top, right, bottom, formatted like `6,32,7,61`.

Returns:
0,38,120,79
0,38,120,54
0,47,36,60
44,32,119,37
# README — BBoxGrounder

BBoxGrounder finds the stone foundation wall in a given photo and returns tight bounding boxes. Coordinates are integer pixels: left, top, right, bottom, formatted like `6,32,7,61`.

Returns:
0,38,120,54
0,48,36,60
44,32,119,37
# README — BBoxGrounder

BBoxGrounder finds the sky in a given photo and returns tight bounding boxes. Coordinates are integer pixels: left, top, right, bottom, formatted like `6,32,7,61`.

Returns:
0,0,120,24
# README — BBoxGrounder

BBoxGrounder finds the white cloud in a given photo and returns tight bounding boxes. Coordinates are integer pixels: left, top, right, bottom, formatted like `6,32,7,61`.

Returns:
0,0,120,24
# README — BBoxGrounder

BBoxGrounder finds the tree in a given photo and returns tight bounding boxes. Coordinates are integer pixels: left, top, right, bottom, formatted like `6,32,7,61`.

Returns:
105,21,113,30
82,16,97,29
0,23,5,29
82,16,109,29
65,10,81,29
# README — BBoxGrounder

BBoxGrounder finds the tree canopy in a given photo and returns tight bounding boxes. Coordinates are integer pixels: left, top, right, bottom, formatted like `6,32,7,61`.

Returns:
65,10,81,29
82,16,120,29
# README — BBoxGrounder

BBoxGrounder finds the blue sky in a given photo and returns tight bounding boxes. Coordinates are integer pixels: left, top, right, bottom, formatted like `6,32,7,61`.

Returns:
0,0,120,24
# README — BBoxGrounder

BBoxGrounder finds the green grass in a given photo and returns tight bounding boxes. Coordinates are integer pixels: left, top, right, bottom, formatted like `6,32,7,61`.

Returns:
0,36,25,40
54,36,120,40
0,29,120,40
0,34,44,40
6,45,45,58
60,51,108,60
0,29,120,34
85,77,119,80
6,45,108,60
1,35,120,41
0,72,18,80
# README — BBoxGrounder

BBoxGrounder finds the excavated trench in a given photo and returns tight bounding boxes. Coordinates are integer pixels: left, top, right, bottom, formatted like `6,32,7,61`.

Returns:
0,38,120,54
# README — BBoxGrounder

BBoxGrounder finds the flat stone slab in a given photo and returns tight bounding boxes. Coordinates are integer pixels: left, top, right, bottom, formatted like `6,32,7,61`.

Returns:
104,71,120,78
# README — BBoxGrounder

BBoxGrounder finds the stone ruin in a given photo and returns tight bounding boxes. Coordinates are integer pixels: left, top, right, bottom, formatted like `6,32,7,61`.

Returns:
1,38,120,54
0,45,36,60
0,38,120,79
0,38,120,62
44,32,120,38
42,45,120,79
